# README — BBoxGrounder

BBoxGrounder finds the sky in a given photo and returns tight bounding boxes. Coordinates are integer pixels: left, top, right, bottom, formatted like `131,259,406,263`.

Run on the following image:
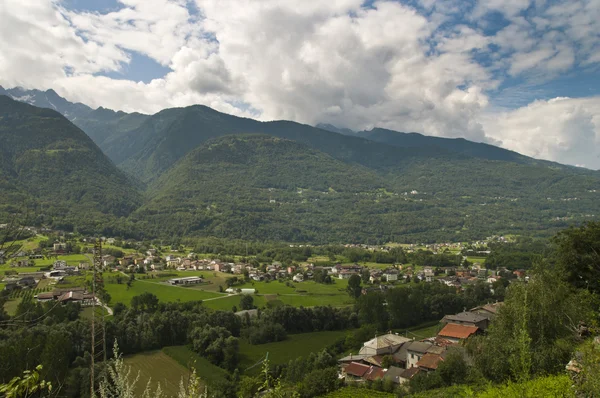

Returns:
0,0,599,169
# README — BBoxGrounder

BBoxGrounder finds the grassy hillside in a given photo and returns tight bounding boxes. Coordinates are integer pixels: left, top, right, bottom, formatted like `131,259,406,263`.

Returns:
238,331,347,373
124,350,190,397
0,95,142,233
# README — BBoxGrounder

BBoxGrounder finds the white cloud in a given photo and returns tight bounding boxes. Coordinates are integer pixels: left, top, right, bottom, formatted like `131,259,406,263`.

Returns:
481,97,600,169
0,0,599,168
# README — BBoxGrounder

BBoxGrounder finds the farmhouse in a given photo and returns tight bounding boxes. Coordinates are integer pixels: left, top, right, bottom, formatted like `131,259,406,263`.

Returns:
437,323,479,343
36,288,95,306
359,333,412,356
168,276,203,285
442,311,490,330
405,341,433,368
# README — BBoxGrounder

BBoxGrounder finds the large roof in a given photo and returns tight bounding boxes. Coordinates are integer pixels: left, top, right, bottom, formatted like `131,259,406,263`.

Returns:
363,333,412,350
365,367,386,381
438,323,479,339
406,341,433,354
443,311,488,324
416,353,444,370
345,362,371,377
400,367,421,380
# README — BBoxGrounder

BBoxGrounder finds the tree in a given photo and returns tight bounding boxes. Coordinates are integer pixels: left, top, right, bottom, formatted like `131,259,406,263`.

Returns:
297,367,339,398
240,295,254,310
347,274,362,299
131,292,159,312
437,349,468,386
553,222,600,294
468,264,595,383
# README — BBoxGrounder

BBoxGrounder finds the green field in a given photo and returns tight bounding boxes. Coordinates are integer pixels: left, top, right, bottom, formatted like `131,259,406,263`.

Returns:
105,279,224,306
467,256,487,264
124,350,190,397
238,330,347,373
3,298,22,316
401,322,442,339
80,306,110,320
163,346,229,386
201,294,267,311
322,387,395,398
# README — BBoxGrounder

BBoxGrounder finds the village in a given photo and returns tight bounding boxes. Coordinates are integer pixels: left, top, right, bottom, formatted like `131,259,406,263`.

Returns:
0,233,523,317
338,302,502,385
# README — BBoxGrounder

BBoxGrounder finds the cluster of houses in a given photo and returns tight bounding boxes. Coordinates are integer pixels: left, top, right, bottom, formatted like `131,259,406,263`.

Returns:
339,302,503,385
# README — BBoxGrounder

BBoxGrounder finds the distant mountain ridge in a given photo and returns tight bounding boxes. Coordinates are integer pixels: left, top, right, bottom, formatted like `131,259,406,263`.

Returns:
0,85,93,120
2,87,600,242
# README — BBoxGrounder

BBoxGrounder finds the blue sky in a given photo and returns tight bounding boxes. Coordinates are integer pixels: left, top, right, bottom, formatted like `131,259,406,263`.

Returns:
1,0,599,168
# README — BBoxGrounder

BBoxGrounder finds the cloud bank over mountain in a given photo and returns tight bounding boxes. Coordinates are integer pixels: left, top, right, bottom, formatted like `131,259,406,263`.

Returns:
1,0,599,168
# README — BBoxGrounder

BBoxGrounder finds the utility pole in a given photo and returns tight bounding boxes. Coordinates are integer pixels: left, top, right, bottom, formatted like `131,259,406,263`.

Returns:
90,239,105,397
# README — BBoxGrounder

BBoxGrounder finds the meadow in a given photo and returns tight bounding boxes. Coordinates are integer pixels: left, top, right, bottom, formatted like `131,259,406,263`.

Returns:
162,346,229,386
124,350,190,397
104,278,224,306
238,330,347,373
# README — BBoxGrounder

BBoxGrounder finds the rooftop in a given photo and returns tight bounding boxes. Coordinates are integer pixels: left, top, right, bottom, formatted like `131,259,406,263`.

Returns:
438,323,479,339
416,353,444,370
406,341,433,354
363,333,412,350
400,367,421,380
345,362,371,377
443,311,489,324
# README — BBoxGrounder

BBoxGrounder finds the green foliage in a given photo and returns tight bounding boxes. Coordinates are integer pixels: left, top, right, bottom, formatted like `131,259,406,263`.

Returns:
0,365,52,398
553,221,600,294
0,96,142,234
476,375,575,398
240,295,254,310
347,274,362,299
468,265,596,383
572,338,600,396
188,326,239,371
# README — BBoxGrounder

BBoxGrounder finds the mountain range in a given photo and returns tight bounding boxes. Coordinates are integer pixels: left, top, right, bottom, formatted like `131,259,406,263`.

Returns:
1,86,598,243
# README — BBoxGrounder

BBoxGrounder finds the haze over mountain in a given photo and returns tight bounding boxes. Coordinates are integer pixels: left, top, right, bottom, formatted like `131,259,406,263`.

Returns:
1,89,599,242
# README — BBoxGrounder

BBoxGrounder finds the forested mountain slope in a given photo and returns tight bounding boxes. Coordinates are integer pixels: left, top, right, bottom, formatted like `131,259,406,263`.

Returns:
0,95,142,233
2,88,600,242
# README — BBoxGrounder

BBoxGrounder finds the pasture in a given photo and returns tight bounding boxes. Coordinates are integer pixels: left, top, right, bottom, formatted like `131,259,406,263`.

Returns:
104,279,224,306
124,350,190,397
162,346,229,387
3,298,21,316
201,294,267,311
238,330,347,373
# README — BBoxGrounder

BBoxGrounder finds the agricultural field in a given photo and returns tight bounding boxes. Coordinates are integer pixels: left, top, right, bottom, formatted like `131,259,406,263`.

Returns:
201,294,267,312
322,387,395,398
162,346,229,387
104,278,224,306
238,330,347,373
124,350,190,397
467,256,487,264
3,297,21,316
